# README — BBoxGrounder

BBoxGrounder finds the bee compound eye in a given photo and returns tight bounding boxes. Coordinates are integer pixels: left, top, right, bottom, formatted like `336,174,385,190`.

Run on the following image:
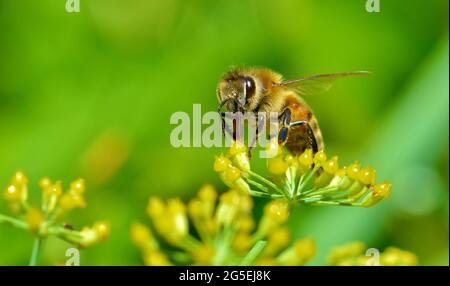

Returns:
243,76,255,98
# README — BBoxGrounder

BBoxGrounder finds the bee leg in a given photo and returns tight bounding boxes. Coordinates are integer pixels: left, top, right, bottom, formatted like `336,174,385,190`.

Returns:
220,112,236,140
278,108,292,144
247,113,266,159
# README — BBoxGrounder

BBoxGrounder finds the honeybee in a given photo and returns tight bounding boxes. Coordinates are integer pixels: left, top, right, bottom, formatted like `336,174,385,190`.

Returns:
216,67,369,155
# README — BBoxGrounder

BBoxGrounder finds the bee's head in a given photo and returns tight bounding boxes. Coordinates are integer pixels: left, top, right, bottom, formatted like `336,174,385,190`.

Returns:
217,69,256,113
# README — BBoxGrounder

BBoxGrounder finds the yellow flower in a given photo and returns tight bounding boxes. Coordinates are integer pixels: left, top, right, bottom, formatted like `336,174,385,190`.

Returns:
298,149,314,168
381,247,418,266
361,182,391,207
147,197,189,246
70,178,86,194
313,150,327,164
4,171,29,204
327,241,418,266
327,241,366,266
228,141,250,173
4,185,22,202
191,244,215,264
267,155,289,175
144,251,172,266
12,171,28,187
133,185,311,266
276,238,316,266
25,208,44,233
131,223,154,249
214,144,390,208
233,232,253,252
357,166,376,186
93,221,110,241
59,191,86,210
1,171,109,263
214,155,231,172
323,156,339,175
79,221,110,247
263,227,291,256
244,200,290,244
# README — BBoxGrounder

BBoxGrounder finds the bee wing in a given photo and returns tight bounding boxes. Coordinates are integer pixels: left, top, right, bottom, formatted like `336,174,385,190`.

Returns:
273,71,371,96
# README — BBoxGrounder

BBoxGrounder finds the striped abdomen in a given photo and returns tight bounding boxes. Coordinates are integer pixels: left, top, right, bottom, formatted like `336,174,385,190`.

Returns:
283,94,324,154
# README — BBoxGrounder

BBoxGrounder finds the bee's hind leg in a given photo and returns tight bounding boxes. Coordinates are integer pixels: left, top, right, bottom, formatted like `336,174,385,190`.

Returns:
278,108,293,145
278,108,319,153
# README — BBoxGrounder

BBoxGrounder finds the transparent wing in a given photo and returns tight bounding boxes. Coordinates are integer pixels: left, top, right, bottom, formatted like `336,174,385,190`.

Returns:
273,71,371,96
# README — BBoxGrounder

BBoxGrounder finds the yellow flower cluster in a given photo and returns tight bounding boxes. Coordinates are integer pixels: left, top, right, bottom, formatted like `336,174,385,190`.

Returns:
327,241,418,266
214,141,391,207
0,171,110,250
131,184,316,266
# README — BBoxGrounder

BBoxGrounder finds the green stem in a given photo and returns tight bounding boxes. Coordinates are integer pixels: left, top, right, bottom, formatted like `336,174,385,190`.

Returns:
213,225,237,265
303,187,339,198
248,170,286,196
240,240,267,266
247,179,271,194
29,237,42,266
296,165,320,196
288,166,297,196
0,213,28,230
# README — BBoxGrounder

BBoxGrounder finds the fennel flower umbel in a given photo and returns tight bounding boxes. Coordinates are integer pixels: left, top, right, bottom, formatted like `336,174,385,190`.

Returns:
131,184,316,266
0,171,110,265
214,141,391,207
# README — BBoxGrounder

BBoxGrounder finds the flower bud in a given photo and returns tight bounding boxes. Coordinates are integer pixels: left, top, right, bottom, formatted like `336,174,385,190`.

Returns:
12,171,28,187
198,184,217,204
229,141,247,156
233,232,252,252
313,150,327,164
214,155,231,172
144,251,172,266
267,156,289,175
59,191,86,210
357,166,376,186
323,156,339,175
257,200,290,236
39,177,52,191
346,162,361,180
380,247,418,266
327,241,365,266
131,223,153,249
93,221,110,241
147,197,165,218
264,227,291,256
70,178,86,194
277,238,316,265
4,185,21,202
25,208,44,233
298,149,313,168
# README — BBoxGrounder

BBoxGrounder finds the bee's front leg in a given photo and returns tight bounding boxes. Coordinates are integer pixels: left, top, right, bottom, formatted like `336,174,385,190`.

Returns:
247,113,266,159
220,112,236,140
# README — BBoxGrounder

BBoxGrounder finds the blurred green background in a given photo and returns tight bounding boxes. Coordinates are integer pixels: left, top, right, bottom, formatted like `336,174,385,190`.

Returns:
0,0,448,265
